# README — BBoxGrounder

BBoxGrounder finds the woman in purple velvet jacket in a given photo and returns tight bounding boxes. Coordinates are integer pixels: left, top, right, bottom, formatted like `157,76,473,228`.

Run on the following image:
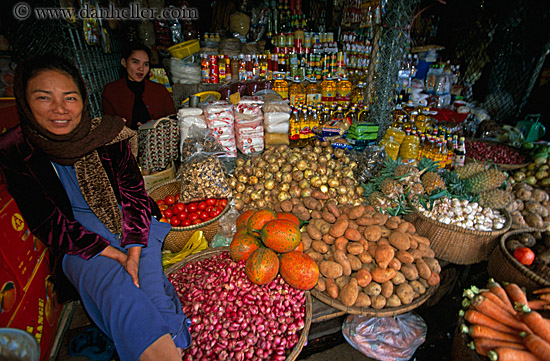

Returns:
0,54,190,361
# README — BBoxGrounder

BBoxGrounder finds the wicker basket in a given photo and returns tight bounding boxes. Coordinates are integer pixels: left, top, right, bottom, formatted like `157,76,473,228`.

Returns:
165,247,312,361
451,317,484,361
148,180,229,252
407,209,511,265
487,228,550,293
311,284,438,317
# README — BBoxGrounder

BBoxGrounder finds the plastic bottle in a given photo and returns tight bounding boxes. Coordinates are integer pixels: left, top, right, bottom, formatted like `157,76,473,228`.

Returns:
305,77,322,106
272,72,289,100
336,74,352,108
399,129,420,164
439,139,448,169
289,108,300,147
310,108,320,142
351,82,365,107
289,76,306,107
201,54,210,83
225,56,232,82
298,107,309,147
238,54,247,81
380,136,400,161
218,55,226,83
418,133,426,160
445,135,454,168
452,136,466,168
320,74,336,107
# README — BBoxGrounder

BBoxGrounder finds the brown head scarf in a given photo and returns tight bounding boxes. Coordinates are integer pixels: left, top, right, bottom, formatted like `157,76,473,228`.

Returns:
14,54,135,235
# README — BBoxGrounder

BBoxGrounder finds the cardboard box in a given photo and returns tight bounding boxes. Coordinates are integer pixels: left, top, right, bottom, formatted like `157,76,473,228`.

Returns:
143,161,176,191
0,195,46,290
7,252,64,361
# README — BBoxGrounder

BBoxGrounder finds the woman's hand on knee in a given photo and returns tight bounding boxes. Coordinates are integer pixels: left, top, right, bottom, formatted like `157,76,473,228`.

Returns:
125,246,142,288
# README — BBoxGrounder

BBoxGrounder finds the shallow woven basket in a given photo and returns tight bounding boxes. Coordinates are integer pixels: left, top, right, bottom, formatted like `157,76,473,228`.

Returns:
407,209,511,265
465,157,530,171
311,283,438,317
451,317,483,361
165,247,313,361
487,228,550,293
148,180,229,252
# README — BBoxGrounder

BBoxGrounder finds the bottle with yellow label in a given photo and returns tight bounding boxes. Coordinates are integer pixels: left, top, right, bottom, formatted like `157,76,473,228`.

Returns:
273,72,289,100
298,107,309,147
320,74,336,107
380,136,400,161
305,77,322,107
351,82,365,107
336,74,352,108
289,76,306,106
289,108,300,147
391,103,407,128
399,129,420,164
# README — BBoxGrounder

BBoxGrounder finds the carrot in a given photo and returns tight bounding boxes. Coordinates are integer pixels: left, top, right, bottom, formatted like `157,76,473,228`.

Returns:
517,306,550,344
482,290,517,316
471,337,526,356
504,282,529,308
522,333,550,361
532,287,550,295
463,324,523,343
487,347,541,361
464,309,521,335
472,295,530,333
527,299,550,311
487,279,515,314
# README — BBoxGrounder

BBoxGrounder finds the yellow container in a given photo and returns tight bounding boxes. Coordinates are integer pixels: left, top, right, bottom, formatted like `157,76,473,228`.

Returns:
380,136,400,161
383,127,406,144
399,132,420,164
273,73,289,100
167,39,200,59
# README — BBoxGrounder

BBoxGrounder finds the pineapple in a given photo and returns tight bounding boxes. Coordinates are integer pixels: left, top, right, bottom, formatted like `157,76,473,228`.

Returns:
455,162,488,179
466,169,507,193
368,191,388,209
421,171,446,194
478,189,512,209
394,164,416,178
409,182,426,196
380,179,404,198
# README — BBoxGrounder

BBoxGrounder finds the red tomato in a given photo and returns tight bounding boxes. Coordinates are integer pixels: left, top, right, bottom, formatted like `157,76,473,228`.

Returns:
175,193,180,202
164,209,174,219
192,219,202,225
187,202,198,212
206,198,217,206
177,211,188,221
513,247,535,266
159,217,169,223
209,207,221,218
170,217,181,227
181,219,191,227
199,212,210,220
159,204,168,212
164,195,176,206
172,203,185,214
217,199,228,208
156,200,166,207
188,212,199,221
198,201,207,211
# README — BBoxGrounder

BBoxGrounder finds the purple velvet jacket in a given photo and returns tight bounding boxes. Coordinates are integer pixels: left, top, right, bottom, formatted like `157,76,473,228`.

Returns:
0,125,156,300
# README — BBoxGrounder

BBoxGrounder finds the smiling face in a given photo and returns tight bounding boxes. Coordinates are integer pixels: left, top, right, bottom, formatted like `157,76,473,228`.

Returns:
25,70,83,135
122,50,150,82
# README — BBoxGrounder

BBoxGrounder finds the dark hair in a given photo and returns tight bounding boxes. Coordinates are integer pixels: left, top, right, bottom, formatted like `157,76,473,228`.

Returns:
121,43,152,61
17,54,87,101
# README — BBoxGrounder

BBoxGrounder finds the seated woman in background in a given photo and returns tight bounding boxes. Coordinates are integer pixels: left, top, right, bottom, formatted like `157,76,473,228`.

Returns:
0,54,190,361
102,43,176,129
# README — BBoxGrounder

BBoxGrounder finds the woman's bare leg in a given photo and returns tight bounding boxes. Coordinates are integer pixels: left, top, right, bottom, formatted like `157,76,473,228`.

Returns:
140,334,182,361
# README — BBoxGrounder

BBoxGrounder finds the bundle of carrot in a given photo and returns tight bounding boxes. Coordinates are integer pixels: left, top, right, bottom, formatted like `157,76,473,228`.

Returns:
458,278,550,361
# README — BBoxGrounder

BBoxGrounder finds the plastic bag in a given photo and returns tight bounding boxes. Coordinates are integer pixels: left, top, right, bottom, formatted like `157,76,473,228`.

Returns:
263,99,292,113
342,313,427,361
348,145,386,184
161,231,208,268
180,124,224,162
177,153,232,203
264,112,290,134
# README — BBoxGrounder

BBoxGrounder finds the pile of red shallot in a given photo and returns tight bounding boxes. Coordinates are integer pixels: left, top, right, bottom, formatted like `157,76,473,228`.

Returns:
465,140,527,164
168,252,307,361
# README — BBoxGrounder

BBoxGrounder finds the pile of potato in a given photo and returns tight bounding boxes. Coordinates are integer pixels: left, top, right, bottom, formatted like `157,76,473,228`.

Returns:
507,183,550,229
301,202,441,309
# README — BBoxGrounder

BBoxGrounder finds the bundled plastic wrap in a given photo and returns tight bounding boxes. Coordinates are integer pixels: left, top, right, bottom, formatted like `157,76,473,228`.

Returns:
169,57,201,84
204,101,237,157
342,313,427,361
264,112,290,134
234,105,264,154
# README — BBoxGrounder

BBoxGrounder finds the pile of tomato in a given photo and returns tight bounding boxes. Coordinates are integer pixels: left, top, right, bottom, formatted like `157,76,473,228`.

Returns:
156,194,228,227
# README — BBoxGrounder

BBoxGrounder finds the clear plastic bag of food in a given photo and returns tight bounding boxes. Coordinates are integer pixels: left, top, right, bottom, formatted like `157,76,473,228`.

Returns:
180,124,224,162
349,145,386,184
342,313,427,361
177,153,232,203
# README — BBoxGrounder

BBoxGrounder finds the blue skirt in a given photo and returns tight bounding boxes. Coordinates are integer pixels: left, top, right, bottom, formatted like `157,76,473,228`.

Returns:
54,163,191,361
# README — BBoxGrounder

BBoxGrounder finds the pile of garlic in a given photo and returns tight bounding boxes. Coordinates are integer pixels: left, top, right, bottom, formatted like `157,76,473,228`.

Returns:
418,198,507,231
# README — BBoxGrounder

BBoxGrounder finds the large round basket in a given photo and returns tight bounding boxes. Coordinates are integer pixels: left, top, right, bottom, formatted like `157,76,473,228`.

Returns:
406,209,511,265
165,247,313,361
465,157,530,171
487,228,550,293
451,317,483,361
148,180,230,252
311,283,438,317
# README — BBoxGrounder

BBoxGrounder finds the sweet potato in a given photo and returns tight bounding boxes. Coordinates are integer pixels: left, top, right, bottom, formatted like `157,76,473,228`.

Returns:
364,225,382,242
310,209,322,219
362,262,376,271
358,250,372,264
305,249,323,263
280,200,293,212
386,294,402,308
334,250,352,276
401,263,419,281
340,278,359,307
345,228,362,242
312,240,329,254
307,224,323,240
396,283,415,305
302,233,313,251
411,234,430,246
409,249,423,260
321,211,336,224
322,233,335,245
335,275,350,289
375,244,395,269
292,205,311,221
389,231,411,251
377,238,390,246
348,254,362,271
358,236,369,249
397,222,411,233
311,189,329,200
347,242,364,255
355,269,372,287
391,271,406,285
395,250,415,264
273,202,283,213
325,278,339,299
379,226,392,238
315,277,326,292
415,258,432,280
354,292,371,307
406,223,416,234
364,282,382,296
385,216,401,230
291,198,303,206
427,271,440,286
381,281,394,298
388,257,401,271
372,212,387,226
348,205,365,220
423,257,441,274
347,220,358,230
409,238,418,250
329,219,349,237
356,216,377,226
371,267,397,283
334,236,349,252
303,197,322,211
409,280,426,295
371,295,387,309
326,200,340,217
367,242,378,258
319,260,343,279
417,243,435,258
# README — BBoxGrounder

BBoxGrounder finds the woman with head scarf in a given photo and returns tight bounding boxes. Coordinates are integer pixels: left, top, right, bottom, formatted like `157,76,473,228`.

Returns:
102,43,176,129
0,54,190,361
